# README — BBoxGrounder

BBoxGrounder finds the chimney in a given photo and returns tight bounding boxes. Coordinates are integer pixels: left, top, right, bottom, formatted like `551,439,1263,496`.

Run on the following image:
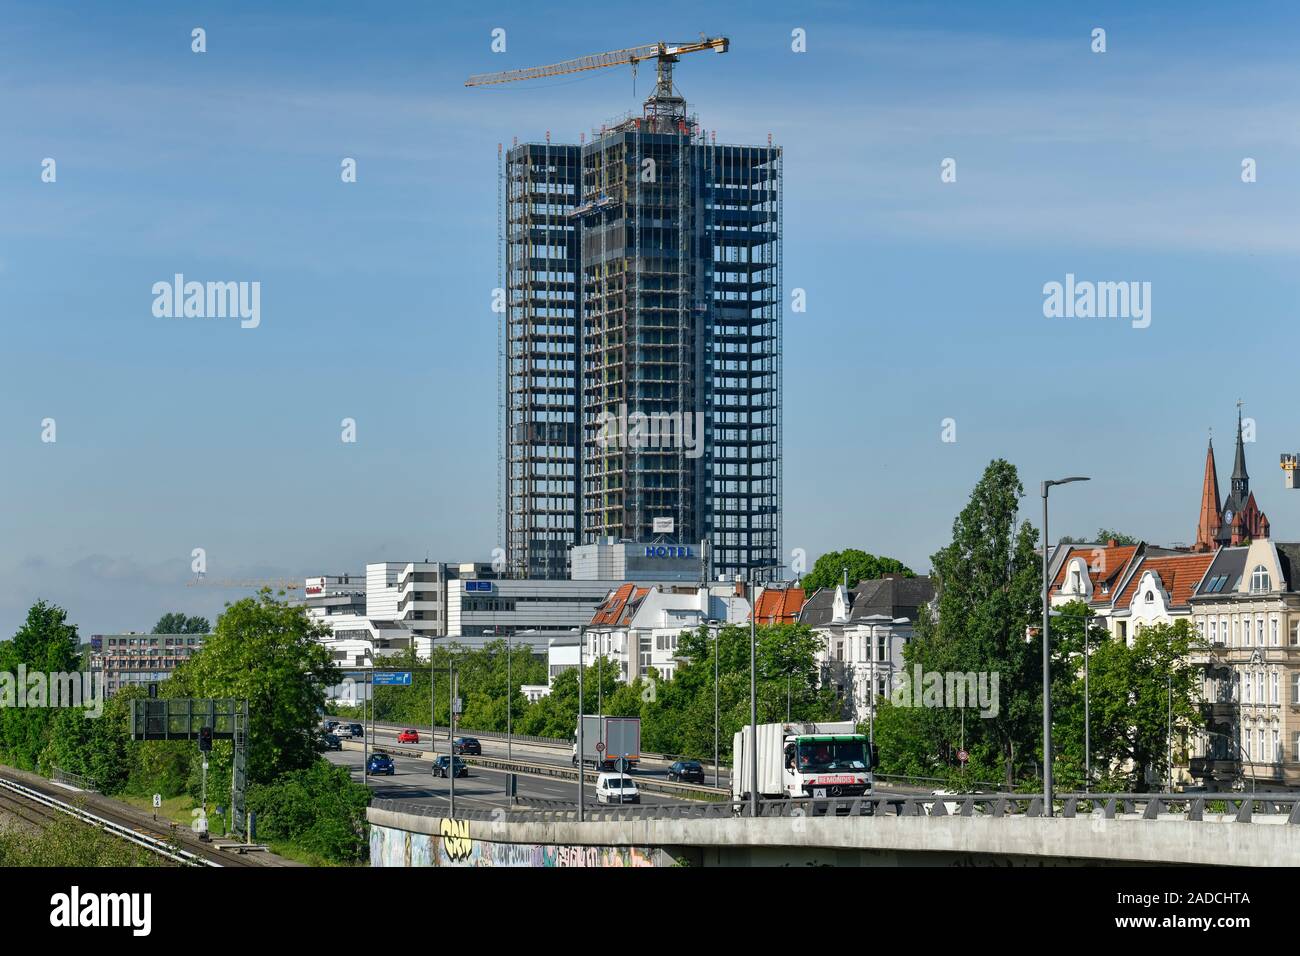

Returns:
1107,539,1118,548
734,578,745,598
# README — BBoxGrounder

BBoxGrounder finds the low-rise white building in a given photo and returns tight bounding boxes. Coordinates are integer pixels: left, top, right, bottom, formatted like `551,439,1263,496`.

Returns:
584,582,750,682
798,575,934,724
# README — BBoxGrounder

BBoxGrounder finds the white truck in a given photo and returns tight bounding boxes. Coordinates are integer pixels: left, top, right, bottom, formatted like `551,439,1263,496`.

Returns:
732,721,875,801
572,715,641,771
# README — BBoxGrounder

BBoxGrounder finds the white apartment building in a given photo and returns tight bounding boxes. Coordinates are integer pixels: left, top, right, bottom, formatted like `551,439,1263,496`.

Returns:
1189,540,1300,790
798,575,934,725
584,582,751,683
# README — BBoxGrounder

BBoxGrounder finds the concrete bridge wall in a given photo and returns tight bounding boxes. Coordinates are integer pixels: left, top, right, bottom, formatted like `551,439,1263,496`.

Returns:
367,804,1299,867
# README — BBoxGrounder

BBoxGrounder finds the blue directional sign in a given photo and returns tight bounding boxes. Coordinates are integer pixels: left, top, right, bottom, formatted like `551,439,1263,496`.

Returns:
372,671,412,686
464,580,492,592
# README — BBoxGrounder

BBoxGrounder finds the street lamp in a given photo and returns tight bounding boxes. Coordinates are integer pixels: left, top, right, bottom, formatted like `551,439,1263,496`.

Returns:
862,616,908,790
1049,603,1094,791
745,559,786,816
577,625,585,822
744,573,757,818
1041,475,1090,817
707,619,721,790
505,628,512,762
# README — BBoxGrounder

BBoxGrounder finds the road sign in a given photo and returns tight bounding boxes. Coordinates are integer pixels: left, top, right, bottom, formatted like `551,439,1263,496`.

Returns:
614,756,629,774
957,749,969,764
152,794,161,809
372,671,412,686
595,741,605,753
452,697,463,714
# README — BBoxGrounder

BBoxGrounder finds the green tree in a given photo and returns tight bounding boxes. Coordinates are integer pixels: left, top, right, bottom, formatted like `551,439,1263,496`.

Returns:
179,590,338,788
40,686,139,793
0,601,82,771
800,549,913,593
152,612,210,634
1094,529,1139,546
1054,618,1204,791
887,460,1042,787
367,641,546,732
245,760,370,864
651,622,839,759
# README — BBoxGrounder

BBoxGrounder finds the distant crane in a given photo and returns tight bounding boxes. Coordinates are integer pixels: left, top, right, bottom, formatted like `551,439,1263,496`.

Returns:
466,36,728,131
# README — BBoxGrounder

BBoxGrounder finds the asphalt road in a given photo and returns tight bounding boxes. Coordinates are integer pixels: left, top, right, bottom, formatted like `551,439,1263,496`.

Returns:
329,731,919,810
352,724,925,798
326,743,685,811
343,720,734,790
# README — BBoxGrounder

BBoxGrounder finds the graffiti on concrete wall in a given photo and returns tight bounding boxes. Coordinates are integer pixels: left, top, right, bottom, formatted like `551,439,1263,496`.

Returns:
369,823,657,868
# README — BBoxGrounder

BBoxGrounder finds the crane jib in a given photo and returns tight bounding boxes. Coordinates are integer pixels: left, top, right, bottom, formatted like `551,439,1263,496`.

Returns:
465,36,729,88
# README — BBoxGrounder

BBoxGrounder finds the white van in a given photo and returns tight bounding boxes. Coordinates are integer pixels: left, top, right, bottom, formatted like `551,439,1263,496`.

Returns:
595,773,640,805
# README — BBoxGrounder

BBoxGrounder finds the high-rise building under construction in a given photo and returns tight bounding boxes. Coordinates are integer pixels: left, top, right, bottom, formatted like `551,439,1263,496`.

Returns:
500,51,781,583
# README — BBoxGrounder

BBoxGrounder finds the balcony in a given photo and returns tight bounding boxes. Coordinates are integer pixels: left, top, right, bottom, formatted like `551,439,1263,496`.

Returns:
1189,756,1240,781
1201,701,1237,724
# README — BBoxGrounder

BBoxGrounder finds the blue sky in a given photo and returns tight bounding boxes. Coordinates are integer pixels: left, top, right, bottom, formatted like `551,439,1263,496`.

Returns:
3,1,1299,636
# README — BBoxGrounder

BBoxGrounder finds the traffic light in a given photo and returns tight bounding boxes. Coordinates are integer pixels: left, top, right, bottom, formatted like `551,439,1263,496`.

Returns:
199,725,213,753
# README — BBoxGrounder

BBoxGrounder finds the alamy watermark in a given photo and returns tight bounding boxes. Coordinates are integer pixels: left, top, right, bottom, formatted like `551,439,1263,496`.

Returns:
1042,273,1150,329
0,666,103,718
595,404,705,459
889,666,999,718
152,274,261,329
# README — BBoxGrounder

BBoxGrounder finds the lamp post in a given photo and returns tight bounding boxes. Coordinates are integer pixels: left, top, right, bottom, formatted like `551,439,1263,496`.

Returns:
505,628,512,761
1041,475,1090,817
713,621,720,789
748,572,757,818
577,626,585,822
1049,603,1093,790
448,653,456,817
1084,606,1091,791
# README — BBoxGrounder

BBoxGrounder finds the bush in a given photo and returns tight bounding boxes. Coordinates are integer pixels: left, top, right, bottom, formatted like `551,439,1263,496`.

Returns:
245,760,370,864
0,814,166,867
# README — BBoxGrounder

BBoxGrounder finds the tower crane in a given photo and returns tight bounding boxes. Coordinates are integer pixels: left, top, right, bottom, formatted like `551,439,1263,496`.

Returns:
466,36,728,131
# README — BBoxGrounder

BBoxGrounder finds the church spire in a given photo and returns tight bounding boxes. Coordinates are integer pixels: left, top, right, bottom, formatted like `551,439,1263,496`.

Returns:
1230,401,1249,501
1195,436,1222,551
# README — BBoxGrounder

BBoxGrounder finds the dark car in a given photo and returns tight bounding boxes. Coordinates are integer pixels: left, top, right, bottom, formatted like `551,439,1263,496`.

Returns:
320,733,342,752
323,720,339,733
366,754,395,775
452,737,481,756
668,760,705,783
432,755,469,778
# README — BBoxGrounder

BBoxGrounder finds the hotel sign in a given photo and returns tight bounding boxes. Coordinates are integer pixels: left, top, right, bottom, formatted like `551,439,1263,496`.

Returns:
644,545,693,559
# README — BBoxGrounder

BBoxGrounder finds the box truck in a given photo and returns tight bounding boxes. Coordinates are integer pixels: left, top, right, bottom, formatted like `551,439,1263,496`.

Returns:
572,715,641,770
732,721,875,801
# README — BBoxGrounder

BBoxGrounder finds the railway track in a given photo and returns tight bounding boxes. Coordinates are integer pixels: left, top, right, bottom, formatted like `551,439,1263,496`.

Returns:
0,785,65,831
0,771,270,867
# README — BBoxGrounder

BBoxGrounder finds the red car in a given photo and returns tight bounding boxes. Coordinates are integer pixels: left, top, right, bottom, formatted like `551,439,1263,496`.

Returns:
397,729,420,744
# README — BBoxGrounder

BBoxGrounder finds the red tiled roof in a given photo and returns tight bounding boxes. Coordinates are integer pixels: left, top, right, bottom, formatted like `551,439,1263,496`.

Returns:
752,587,805,624
588,583,650,627
1114,552,1216,610
1049,543,1140,604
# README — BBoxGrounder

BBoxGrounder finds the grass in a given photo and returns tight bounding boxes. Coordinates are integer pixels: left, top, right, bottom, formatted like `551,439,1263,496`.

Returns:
119,793,232,837
265,841,347,867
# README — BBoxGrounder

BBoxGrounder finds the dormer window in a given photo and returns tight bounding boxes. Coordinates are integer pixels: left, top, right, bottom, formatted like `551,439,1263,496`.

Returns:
1250,565,1271,593
1144,591,1154,603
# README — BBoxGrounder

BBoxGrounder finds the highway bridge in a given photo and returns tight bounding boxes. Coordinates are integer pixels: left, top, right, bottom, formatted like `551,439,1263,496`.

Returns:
367,791,1300,867
332,720,924,810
